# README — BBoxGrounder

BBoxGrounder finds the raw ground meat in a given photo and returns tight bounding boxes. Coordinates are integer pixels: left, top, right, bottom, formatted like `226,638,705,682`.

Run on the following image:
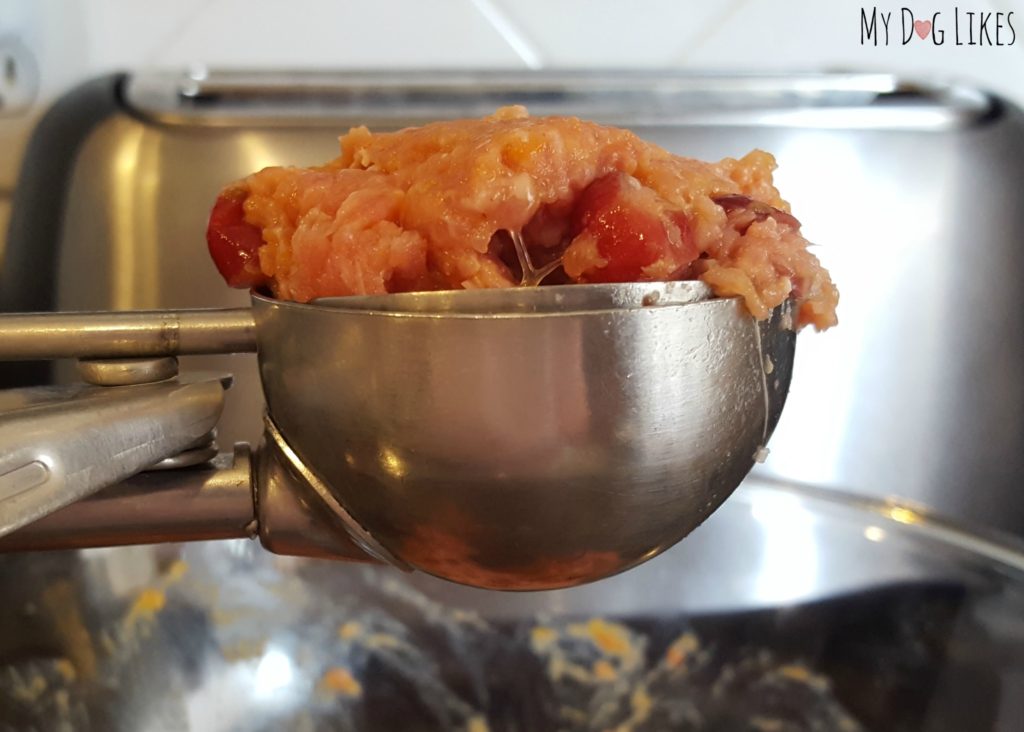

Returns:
208,106,837,329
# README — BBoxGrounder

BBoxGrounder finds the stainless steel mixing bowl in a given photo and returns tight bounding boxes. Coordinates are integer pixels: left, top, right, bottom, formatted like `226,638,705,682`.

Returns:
4,475,1024,731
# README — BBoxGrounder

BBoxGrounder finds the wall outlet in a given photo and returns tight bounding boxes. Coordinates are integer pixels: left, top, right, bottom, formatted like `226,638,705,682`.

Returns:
0,35,39,117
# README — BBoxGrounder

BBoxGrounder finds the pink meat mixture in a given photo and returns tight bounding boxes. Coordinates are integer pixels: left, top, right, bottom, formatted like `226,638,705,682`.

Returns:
207,106,837,329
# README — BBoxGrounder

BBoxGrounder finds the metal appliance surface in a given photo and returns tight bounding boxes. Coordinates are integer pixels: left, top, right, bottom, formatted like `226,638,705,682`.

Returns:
4,71,1022,532
2,477,1024,731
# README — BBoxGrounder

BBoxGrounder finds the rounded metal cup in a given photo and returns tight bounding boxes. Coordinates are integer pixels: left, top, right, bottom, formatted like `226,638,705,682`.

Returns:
252,282,794,590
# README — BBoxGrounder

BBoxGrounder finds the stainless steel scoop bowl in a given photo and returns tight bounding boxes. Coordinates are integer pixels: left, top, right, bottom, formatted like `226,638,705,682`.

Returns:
0,282,795,590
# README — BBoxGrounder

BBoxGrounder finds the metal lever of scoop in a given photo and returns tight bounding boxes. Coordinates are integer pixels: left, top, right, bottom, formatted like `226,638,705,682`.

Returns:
0,374,231,538
0,445,256,551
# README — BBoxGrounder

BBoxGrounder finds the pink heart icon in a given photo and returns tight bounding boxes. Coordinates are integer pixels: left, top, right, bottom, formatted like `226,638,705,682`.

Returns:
914,19,932,39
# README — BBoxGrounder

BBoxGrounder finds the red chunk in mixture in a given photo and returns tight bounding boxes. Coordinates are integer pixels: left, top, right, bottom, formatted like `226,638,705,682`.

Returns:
207,187,268,289
564,172,699,284
206,107,838,329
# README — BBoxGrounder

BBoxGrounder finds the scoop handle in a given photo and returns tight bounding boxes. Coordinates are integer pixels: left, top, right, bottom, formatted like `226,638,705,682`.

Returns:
0,308,257,360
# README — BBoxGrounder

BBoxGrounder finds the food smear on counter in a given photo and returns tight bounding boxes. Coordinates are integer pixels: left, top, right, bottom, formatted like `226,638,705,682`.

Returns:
208,107,838,330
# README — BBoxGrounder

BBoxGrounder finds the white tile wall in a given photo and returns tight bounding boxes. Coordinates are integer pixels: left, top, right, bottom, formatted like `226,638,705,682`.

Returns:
481,0,728,68
14,0,1024,87
1,0,1023,191
154,0,527,69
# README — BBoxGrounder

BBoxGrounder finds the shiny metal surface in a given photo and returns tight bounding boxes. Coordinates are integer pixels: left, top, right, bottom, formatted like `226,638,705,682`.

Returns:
317,279,711,313
5,72,1021,530
126,69,992,130
0,308,256,360
145,444,219,470
253,285,794,589
253,429,381,563
76,355,179,386
3,477,1024,731
0,448,254,552
0,438,376,563
0,375,227,538
258,416,407,568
